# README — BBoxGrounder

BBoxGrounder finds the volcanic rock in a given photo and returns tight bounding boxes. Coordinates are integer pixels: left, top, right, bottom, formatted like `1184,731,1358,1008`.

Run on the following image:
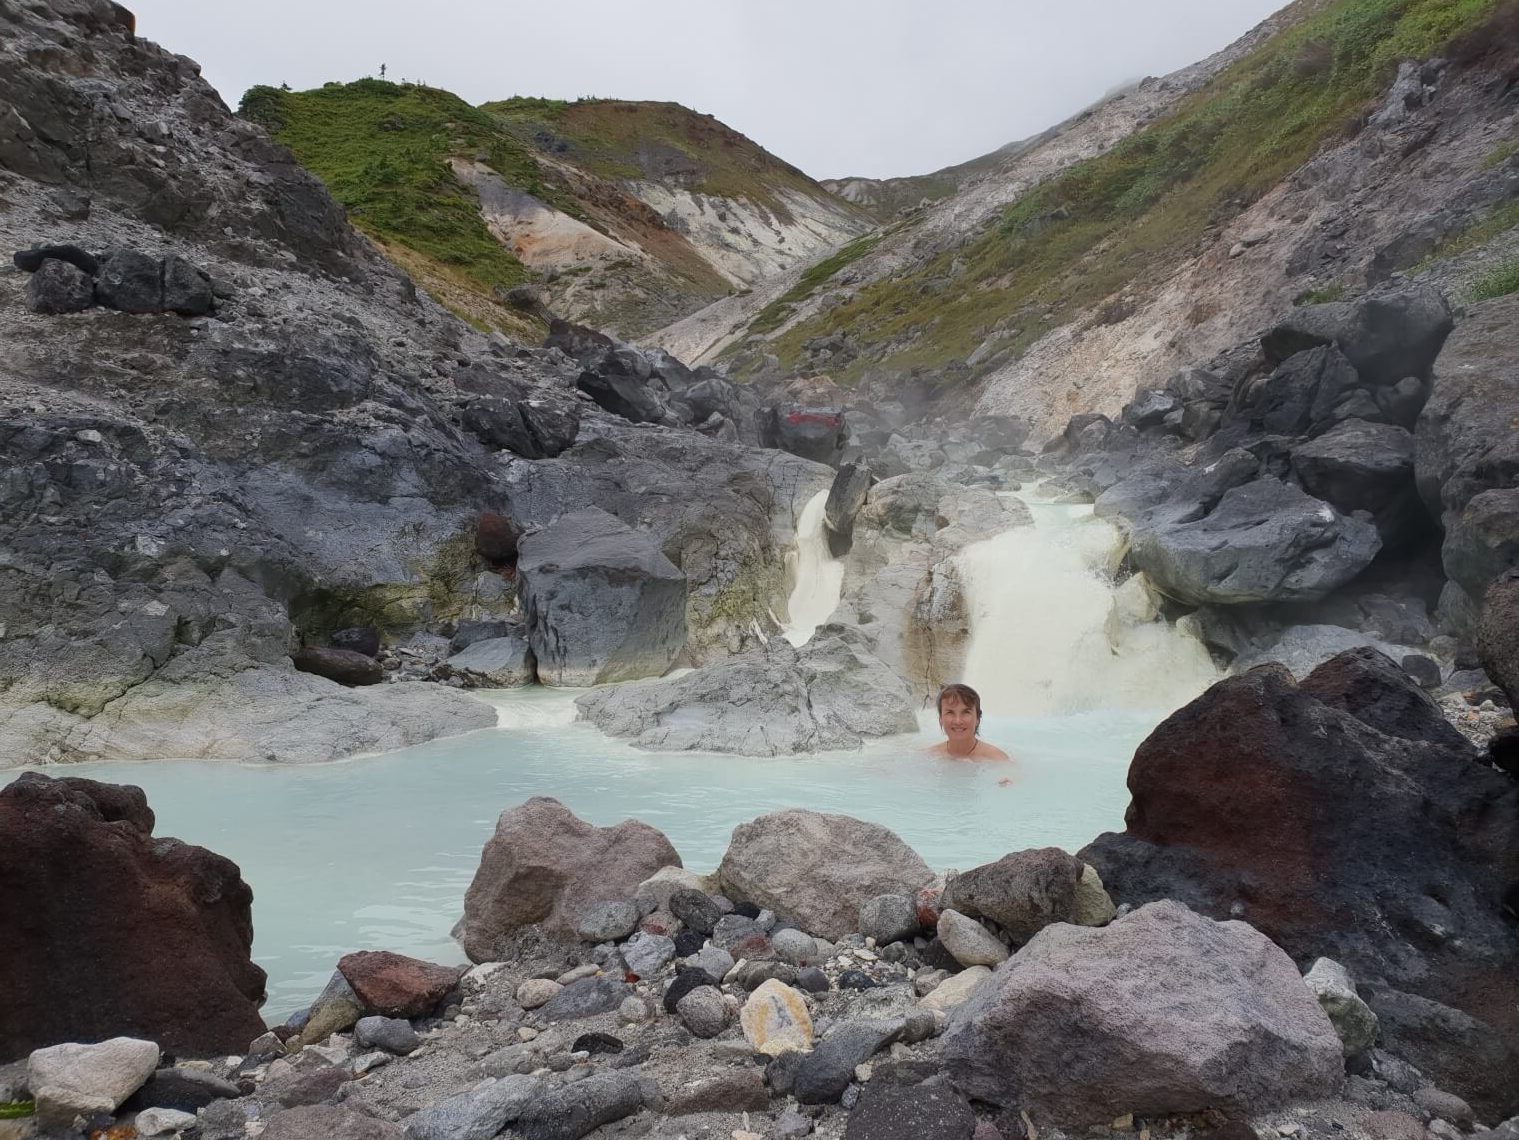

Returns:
1262,288,1454,390
337,951,463,1018
942,847,1109,944
843,1080,976,1140
740,979,814,1056
28,1038,160,1129
0,774,266,1060
291,646,384,686
24,257,94,313
456,797,680,959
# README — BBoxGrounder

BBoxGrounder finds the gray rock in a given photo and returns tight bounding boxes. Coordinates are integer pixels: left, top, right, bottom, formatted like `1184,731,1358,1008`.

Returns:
843,1080,976,1140
298,970,364,1045
712,913,764,950
775,1107,814,1139
717,808,934,940
730,961,798,991
24,257,94,313
934,910,1009,968
632,866,705,913
442,637,534,688
94,248,162,313
858,894,919,946
1263,288,1453,390
824,462,873,552
675,986,729,1038
538,976,632,1023
1232,623,1411,679
773,927,826,966
512,1072,646,1140
134,1107,198,1136
796,967,831,994
161,255,214,316
516,979,562,1010
575,628,918,755
124,1067,243,1113
664,1068,770,1115
795,1019,903,1104
668,889,722,936
29,1037,161,1128
519,508,686,687
621,932,676,978
685,945,734,980
265,1105,405,1140
1414,1087,1475,1127
403,1075,539,1140
942,847,1092,944
1303,957,1378,1056
1366,986,1519,1123
574,900,641,943
353,1016,420,1056
1292,419,1425,549
943,900,1344,1122
1131,477,1382,606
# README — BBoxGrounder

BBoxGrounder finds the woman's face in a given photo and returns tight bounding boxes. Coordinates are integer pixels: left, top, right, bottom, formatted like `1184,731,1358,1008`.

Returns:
939,694,979,743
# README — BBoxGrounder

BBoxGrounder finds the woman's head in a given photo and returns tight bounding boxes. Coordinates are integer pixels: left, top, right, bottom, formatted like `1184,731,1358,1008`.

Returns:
937,683,983,741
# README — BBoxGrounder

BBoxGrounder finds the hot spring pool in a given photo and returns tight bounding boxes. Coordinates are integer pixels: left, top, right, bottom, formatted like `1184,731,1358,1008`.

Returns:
12,686,1165,1018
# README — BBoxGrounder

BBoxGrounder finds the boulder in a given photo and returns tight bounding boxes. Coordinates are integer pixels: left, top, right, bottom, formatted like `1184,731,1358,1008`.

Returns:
1291,419,1428,549
440,636,535,688
1122,389,1183,430
823,462,872,554
857,894,919,946
576,355,666,424
1262,288,1454,390
942,848,1109,944
1304,957,1378,1057
1080,649,1519,1118
519,508,686,686
511,1071,644,1140
24,257,94,313
943,900,1344,1122
1365,986,1519,1124
291,646,384,686
1129,477,1381,606
462,397,581,460
1477,571,1519,709
544,318,615,364
760,405,847,464
337,951,463,1018
1230,344,1367,435
403,1075,538,1140
455,797,680,959
29,1038,161,1129
934,910,1009,968
794,1019,903,1104
717,809,934,939
329,627,381,658
0,774,266,1061
94,248,162,313
160,254,214,316
573,628,918,755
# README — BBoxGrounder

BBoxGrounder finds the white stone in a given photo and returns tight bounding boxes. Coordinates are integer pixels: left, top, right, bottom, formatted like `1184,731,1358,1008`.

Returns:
516,978,562,1009
917,965,992,1012
1303,957,1378,1056
135,1107,197,1135
29,1038,161,1128
936,909,1010,968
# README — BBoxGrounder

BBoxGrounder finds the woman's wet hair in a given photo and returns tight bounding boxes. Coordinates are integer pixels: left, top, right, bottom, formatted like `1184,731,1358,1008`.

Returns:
936,683,983,724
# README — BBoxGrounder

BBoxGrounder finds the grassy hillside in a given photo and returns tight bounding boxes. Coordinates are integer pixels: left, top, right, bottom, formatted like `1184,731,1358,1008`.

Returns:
757,0,1508,383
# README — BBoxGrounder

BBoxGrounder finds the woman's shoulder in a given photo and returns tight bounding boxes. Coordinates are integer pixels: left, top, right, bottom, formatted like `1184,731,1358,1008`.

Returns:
975,741,1011,761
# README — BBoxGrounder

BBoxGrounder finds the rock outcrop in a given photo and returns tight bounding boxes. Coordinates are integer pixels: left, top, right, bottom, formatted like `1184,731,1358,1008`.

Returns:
1081,649,1519,1117
455,797,681,960
0,773,267,1059
943,900,1344,1121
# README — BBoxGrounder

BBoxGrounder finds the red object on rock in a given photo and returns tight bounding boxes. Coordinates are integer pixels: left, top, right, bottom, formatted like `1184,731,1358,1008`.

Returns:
337,951,465,1019
915,880,945,930
638,909,677,937
0,773,267,1060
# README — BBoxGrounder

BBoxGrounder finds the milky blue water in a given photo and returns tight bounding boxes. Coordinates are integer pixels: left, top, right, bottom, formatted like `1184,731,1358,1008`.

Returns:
12,689,1160,1018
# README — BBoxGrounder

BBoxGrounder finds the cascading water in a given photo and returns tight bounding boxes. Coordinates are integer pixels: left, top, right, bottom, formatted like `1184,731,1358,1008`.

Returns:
781,489,845,646
957,495,1219,716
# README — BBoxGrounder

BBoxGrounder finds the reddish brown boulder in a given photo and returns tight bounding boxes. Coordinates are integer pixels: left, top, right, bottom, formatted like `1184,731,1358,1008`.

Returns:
475,511,519,567
291,646,383,686
0,773,266,1060
454,797,681,961
1080,649,1519,1119
336,951,463,1019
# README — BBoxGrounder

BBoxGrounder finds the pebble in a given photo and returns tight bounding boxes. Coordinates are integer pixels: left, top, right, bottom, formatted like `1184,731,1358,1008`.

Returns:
669,889,722,936
134,1107,197,1136
936,909,1011,967
618,996,648,1024
917,965,992,1011
621,932,676,978
517,1027,538,1041
855,1063,873,1082
516,979,561,1010
675,986,730,1039
556,963,601,985
575,900,641,943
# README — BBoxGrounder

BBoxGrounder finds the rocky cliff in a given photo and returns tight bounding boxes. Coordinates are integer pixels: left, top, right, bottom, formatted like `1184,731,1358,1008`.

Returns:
237,85,869,340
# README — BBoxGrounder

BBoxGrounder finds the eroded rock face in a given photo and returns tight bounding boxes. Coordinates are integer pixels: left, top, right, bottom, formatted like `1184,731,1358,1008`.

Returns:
944,901,1343,1121
572,626,917,755
0,773,267,1060
518,508,687,686
1081,649,1519,1118
717,809,934,940
1262,288,1454,392
455,797,681,960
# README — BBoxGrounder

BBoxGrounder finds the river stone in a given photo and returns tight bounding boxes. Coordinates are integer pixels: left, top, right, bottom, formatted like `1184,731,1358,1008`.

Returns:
267,1105,406,1140
24,257,94,313
669,889,721,936
918,966,991,1012
935,910,1009,967
858,894,919,946
442,637,534,688
675,986,729,1039
403,1075,539,1140
621,932,676,978
516,979,561,1010
795,1020,903,1104
518,508,686,687
741,979,814,1056
717,809,934,940
456,797,680,958
773,927,826,966
338,951,463,1018
1304,958,1379,1056
575,900,641,943
538,976,631,1023
29,1038,161,1128
843,1080,977,1140
685,945,734,981
354,1016,420,1055
134,1107,198,1136
943,900,1344,1122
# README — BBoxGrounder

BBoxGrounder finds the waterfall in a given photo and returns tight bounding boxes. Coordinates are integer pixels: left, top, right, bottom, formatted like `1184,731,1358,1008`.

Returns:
957,497,1219,717
781,489,845,647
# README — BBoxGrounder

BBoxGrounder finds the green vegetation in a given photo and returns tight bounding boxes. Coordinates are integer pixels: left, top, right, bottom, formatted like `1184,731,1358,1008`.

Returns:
1482,135,1519,168
238,79,549,293
765,0,1506,381
0,1103,35,1120
1417,197,1519,269
1297,282,1349,304
748,235,883,335
1466,256,1519,299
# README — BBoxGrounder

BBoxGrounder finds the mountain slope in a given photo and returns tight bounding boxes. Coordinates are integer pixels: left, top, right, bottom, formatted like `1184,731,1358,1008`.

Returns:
238,84,869,338
657,0,1519,438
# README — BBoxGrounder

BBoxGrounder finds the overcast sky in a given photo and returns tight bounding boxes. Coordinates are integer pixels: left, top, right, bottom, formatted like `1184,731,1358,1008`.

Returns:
128,1,1286,180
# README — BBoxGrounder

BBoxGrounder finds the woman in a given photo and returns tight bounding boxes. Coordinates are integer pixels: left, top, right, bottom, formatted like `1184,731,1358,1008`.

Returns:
927,682,1010,761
